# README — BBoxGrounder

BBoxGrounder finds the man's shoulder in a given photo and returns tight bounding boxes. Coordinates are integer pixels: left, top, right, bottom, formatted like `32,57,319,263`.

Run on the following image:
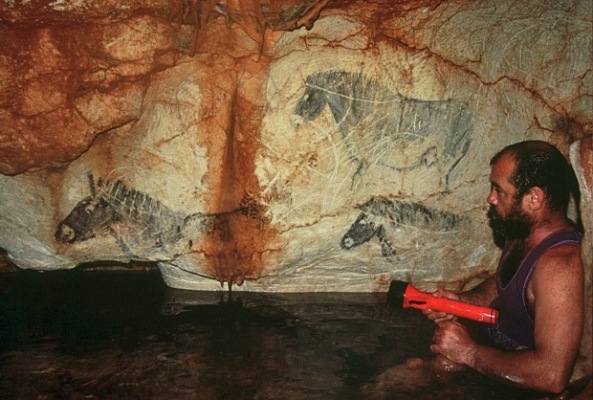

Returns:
527,238,583,308
534,240,583,276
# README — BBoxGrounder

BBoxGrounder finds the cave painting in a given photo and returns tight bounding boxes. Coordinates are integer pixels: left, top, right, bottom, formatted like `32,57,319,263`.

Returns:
293,71,473,189
55,174,216,255
341,197,469,258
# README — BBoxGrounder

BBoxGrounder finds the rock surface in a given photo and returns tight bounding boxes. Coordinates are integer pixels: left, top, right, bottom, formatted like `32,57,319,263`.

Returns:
0,0,591,297
570,136,593,380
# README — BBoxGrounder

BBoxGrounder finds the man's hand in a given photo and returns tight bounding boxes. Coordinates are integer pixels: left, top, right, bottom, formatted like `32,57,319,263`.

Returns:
430,320,477,366
422,288,461,323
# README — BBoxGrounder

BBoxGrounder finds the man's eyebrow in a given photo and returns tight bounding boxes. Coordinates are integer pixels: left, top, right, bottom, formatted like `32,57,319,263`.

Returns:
490,181,503,190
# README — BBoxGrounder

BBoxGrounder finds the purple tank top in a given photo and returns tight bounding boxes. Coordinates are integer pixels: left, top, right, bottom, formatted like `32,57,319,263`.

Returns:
486,229,582,350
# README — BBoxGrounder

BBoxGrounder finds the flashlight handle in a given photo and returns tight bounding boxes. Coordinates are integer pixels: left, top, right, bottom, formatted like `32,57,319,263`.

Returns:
422,297,498,324
403,286,498,324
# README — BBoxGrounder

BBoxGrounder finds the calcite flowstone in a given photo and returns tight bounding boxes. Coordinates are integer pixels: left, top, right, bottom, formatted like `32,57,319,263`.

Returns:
570,137,593,380
0,0,591,294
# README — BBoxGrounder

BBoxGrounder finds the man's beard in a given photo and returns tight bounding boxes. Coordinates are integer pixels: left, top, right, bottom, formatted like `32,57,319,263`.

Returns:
488,201,532,244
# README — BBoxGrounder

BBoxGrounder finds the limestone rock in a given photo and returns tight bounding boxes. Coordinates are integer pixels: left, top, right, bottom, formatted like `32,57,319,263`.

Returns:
0,15,186,174
570,136,593,380
0,0,591,294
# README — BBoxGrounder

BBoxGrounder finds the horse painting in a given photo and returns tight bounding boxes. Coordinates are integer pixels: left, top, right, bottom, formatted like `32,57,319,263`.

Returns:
55,174,216,254
293,71,473,189
341,197,468,258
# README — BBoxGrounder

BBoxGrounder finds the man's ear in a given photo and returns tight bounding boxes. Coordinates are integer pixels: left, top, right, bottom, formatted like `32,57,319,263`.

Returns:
526,187,545,211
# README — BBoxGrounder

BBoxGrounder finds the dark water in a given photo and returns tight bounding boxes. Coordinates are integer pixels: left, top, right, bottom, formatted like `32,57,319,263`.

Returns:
0,269,542,399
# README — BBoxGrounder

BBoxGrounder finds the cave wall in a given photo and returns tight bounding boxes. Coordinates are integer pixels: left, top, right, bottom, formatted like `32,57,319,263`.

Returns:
570,136,593,381
0,0,590,296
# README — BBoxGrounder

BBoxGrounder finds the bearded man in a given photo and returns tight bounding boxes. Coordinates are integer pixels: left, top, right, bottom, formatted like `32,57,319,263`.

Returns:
425,141,584,396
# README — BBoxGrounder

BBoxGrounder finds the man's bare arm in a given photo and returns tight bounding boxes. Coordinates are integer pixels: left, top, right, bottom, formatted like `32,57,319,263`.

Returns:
458,276,497,307
432,244,583,393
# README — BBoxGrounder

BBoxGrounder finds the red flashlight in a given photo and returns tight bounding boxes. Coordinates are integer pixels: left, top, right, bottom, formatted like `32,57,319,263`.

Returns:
387,280,498,324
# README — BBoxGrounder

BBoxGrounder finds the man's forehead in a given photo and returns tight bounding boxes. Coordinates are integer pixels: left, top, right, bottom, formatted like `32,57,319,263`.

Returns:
490,153,516,181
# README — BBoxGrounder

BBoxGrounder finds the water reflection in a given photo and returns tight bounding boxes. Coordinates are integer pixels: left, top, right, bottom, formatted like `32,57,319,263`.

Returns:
0,269,541,399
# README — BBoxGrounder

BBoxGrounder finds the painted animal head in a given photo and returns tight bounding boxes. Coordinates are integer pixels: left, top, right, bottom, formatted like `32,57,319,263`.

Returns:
341,212,379,250
293,84,329,125
292,71,358,125
55,197,117,243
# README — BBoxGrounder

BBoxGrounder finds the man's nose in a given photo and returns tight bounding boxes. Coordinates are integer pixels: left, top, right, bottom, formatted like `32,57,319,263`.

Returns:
487,191,497,206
